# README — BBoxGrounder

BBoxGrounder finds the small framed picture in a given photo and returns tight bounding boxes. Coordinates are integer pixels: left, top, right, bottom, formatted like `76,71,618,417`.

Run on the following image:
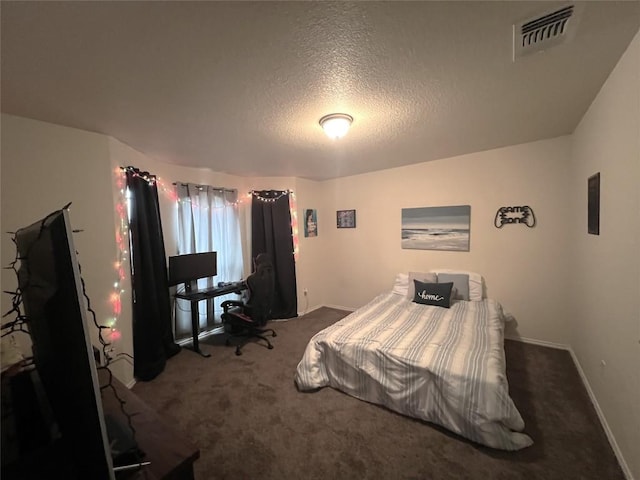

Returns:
588,172,600,235
337,209,356,228
304,208,318,237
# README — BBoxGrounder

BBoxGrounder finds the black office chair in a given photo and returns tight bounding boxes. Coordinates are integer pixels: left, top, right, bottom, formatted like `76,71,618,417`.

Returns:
221,253,277,355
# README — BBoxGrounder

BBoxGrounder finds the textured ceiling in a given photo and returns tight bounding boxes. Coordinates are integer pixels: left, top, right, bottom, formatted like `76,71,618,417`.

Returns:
2,1,639,180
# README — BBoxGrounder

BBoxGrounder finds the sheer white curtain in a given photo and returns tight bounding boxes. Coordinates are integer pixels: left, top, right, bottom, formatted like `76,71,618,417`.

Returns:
174,184,244,338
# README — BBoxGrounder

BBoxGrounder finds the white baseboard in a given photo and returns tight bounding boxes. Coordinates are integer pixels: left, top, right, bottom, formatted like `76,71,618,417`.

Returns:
297,304,324,317
566,347,634,480
507,336,633,480
297,304,354,317
504,335,569,350
322,304,355,312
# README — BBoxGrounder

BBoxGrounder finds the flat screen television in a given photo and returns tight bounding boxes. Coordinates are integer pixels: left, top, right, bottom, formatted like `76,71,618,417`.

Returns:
13,208,115,479
167,252,217,286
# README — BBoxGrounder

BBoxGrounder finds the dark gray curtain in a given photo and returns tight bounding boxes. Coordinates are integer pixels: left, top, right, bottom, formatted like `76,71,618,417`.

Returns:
125,166,180,381
251,190,297,319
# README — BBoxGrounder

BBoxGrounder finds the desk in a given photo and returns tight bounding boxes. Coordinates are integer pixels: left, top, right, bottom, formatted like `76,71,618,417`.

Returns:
174,281,247,357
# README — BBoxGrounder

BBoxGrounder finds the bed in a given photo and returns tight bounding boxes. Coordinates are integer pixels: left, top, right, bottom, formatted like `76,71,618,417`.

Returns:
295,271,533,451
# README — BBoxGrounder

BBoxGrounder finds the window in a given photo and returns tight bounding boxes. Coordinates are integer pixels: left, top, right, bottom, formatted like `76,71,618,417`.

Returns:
174,184,244,338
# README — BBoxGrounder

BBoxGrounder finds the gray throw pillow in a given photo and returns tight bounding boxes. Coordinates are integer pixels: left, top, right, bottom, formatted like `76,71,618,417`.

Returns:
437,273,469,301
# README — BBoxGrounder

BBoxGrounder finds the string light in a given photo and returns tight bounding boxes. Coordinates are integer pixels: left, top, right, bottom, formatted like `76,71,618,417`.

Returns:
289,191,300,260
175,196,243,210
249,190,293,203
174,183,245,209
107,167,135,347
120,166,156,186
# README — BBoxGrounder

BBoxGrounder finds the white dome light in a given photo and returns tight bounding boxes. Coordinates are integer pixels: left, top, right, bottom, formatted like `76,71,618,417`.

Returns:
319,113,353,139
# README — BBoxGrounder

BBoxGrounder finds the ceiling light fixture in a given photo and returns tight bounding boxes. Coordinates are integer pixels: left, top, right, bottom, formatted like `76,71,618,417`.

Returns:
319,113,353,139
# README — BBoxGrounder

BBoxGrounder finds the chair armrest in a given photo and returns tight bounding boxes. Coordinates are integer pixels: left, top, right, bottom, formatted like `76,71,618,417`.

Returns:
221,300,245,312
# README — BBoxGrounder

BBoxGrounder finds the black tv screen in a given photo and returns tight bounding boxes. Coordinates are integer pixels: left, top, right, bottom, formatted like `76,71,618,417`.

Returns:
15,209,115,479
167,252,217,286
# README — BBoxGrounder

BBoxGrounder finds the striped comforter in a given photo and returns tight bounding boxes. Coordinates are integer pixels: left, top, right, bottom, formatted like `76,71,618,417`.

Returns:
295,292,533,450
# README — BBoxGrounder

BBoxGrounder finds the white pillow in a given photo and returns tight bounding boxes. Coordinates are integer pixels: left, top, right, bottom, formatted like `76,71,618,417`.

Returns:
431,269,484,301
407,271,438,300
391,273,409,296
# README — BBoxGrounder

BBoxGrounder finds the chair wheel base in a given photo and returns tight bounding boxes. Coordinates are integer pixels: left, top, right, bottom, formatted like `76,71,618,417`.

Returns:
224,329,276,356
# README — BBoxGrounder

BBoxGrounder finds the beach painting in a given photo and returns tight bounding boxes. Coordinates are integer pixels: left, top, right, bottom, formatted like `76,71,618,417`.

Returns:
401,205,470,251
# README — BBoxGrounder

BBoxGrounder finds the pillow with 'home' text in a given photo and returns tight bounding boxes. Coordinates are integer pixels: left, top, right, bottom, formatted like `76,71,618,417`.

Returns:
406,272,438,300
412,280,454,308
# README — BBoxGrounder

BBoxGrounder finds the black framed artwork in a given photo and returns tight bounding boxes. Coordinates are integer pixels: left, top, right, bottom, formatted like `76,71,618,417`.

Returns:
337,209,356,228
588,172,600,235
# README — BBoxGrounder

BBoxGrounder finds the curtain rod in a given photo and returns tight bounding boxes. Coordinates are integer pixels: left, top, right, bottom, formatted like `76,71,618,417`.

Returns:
172,182,237,193
119,165,154,176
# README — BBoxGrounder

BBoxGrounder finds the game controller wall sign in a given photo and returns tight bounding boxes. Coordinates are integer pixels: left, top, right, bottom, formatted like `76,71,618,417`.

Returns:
494,206,536,228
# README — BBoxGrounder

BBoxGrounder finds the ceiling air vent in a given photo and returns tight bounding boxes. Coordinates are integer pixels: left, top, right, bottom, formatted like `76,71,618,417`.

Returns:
513,4,581,60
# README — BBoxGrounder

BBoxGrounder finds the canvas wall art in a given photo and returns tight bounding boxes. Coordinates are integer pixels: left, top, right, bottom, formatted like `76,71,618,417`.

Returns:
304,208,318,237
401,205,471,251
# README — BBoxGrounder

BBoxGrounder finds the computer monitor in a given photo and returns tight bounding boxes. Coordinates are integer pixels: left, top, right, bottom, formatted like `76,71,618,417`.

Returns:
14,208,115,479
167,252,217,286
